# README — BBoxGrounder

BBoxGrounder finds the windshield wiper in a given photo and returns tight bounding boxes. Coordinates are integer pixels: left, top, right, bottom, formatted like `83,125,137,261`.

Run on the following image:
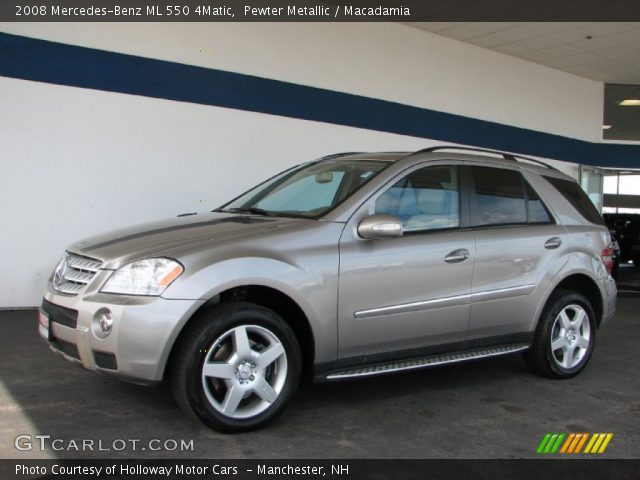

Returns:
222,207,276,217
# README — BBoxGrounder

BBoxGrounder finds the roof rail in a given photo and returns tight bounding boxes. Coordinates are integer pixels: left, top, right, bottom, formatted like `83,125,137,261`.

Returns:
414,146,559,171
318,152,362,160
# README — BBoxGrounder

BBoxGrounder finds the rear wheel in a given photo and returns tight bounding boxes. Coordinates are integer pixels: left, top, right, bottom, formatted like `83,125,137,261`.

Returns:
170,302,301,432
524,291,596,379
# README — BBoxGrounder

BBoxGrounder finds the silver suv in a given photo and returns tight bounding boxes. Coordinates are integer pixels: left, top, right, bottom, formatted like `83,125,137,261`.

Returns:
40,146,617,432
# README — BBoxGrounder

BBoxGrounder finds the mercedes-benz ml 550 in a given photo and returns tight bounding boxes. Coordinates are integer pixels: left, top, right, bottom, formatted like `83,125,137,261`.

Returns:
40,146,617,432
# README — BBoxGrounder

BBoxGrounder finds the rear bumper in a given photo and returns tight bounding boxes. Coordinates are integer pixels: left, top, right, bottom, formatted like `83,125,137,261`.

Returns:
41,282,204,383
599,276,617,326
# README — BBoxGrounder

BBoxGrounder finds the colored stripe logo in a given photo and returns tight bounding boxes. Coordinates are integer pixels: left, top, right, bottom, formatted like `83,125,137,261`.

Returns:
537,433,613,454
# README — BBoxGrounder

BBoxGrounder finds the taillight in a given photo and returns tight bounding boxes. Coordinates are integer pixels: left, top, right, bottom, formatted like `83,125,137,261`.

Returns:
601,245,615,275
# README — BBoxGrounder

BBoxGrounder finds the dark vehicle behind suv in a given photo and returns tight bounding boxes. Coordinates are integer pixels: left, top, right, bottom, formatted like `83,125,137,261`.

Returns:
604,213,640,267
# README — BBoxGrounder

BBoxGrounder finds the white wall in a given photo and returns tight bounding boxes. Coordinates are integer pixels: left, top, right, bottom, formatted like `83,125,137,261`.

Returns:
0,22,594,307
0,22,604,141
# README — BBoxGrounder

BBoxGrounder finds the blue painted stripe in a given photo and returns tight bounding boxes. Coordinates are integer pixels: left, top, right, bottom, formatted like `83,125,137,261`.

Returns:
0,31,638,168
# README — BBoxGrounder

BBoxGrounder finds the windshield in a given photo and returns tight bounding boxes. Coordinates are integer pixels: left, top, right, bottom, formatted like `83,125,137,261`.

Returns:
218,159,390,218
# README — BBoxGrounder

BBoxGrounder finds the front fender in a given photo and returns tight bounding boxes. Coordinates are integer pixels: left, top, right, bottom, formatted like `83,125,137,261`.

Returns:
161,255,339,368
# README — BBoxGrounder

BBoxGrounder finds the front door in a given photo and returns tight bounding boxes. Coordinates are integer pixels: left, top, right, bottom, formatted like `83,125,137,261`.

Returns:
337,164,475,359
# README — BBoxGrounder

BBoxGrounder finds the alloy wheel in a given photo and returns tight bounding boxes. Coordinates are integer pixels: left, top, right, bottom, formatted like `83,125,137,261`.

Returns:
550,304,591,369
201,324,288,419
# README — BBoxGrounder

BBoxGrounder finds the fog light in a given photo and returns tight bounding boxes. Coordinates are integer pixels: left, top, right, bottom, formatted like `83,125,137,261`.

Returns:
92,309,113,339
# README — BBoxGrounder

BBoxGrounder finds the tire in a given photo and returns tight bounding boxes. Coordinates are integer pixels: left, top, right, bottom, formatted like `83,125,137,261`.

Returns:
170,301,301,433
524,291,596,379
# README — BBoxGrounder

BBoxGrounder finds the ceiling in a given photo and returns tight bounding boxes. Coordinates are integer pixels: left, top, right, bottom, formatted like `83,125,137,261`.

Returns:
407,22,640,141
604,84,640,141
407,22,640,84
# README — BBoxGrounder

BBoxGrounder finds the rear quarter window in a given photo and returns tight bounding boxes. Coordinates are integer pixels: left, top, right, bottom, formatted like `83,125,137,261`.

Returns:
543,176,604,226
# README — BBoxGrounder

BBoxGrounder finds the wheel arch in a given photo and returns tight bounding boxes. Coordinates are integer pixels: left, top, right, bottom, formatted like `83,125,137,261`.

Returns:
534,272,604,331
163,284,316,381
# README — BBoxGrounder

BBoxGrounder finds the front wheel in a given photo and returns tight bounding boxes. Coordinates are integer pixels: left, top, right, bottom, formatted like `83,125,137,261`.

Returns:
524,291,596,379
170,302,301,432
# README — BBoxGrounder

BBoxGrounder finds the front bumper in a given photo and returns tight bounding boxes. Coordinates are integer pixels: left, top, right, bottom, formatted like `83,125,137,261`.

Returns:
41,279,204,383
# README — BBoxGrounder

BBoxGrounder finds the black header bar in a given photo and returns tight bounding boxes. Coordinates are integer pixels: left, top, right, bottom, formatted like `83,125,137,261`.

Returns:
2,0,640,22
3,459,640,480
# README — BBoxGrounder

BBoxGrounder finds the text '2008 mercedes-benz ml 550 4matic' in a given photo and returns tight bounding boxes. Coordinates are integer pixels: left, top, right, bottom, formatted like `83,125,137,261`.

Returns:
40,146,616,432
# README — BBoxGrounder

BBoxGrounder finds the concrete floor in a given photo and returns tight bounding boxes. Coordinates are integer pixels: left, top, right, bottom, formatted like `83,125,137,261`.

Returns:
1,295,638,460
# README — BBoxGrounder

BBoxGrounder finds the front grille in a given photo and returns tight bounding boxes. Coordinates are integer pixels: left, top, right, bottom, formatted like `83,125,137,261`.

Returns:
52,253,102,295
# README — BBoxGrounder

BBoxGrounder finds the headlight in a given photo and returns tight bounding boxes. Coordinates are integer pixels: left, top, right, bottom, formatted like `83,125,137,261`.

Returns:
101,258,184,296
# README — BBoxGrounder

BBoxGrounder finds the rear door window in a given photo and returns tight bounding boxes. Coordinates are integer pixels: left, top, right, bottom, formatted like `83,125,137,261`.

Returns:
525,182,553,224
470,166,554,226
471,167,527,226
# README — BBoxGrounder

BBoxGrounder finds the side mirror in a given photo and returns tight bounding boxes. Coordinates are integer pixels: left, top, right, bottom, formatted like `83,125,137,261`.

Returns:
358,214,403,240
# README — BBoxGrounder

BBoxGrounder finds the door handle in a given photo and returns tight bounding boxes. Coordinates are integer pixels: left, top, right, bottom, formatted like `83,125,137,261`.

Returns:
444,249,470,264
544,237,562,250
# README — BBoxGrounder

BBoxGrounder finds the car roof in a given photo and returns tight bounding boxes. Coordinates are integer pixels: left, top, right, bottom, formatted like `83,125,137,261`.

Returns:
330,149,572,181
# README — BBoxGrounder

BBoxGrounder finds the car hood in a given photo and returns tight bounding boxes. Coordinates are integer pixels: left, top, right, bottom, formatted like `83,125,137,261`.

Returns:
68,212,307,269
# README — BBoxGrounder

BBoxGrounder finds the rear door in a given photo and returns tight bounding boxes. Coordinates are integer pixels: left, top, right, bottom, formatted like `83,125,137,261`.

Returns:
467,165,569,341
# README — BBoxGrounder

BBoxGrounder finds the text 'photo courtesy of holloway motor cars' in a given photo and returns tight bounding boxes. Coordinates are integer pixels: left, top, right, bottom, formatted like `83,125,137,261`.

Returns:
40,146,616,433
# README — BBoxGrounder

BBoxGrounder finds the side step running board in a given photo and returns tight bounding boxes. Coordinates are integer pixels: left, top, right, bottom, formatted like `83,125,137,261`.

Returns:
325,344,530,380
